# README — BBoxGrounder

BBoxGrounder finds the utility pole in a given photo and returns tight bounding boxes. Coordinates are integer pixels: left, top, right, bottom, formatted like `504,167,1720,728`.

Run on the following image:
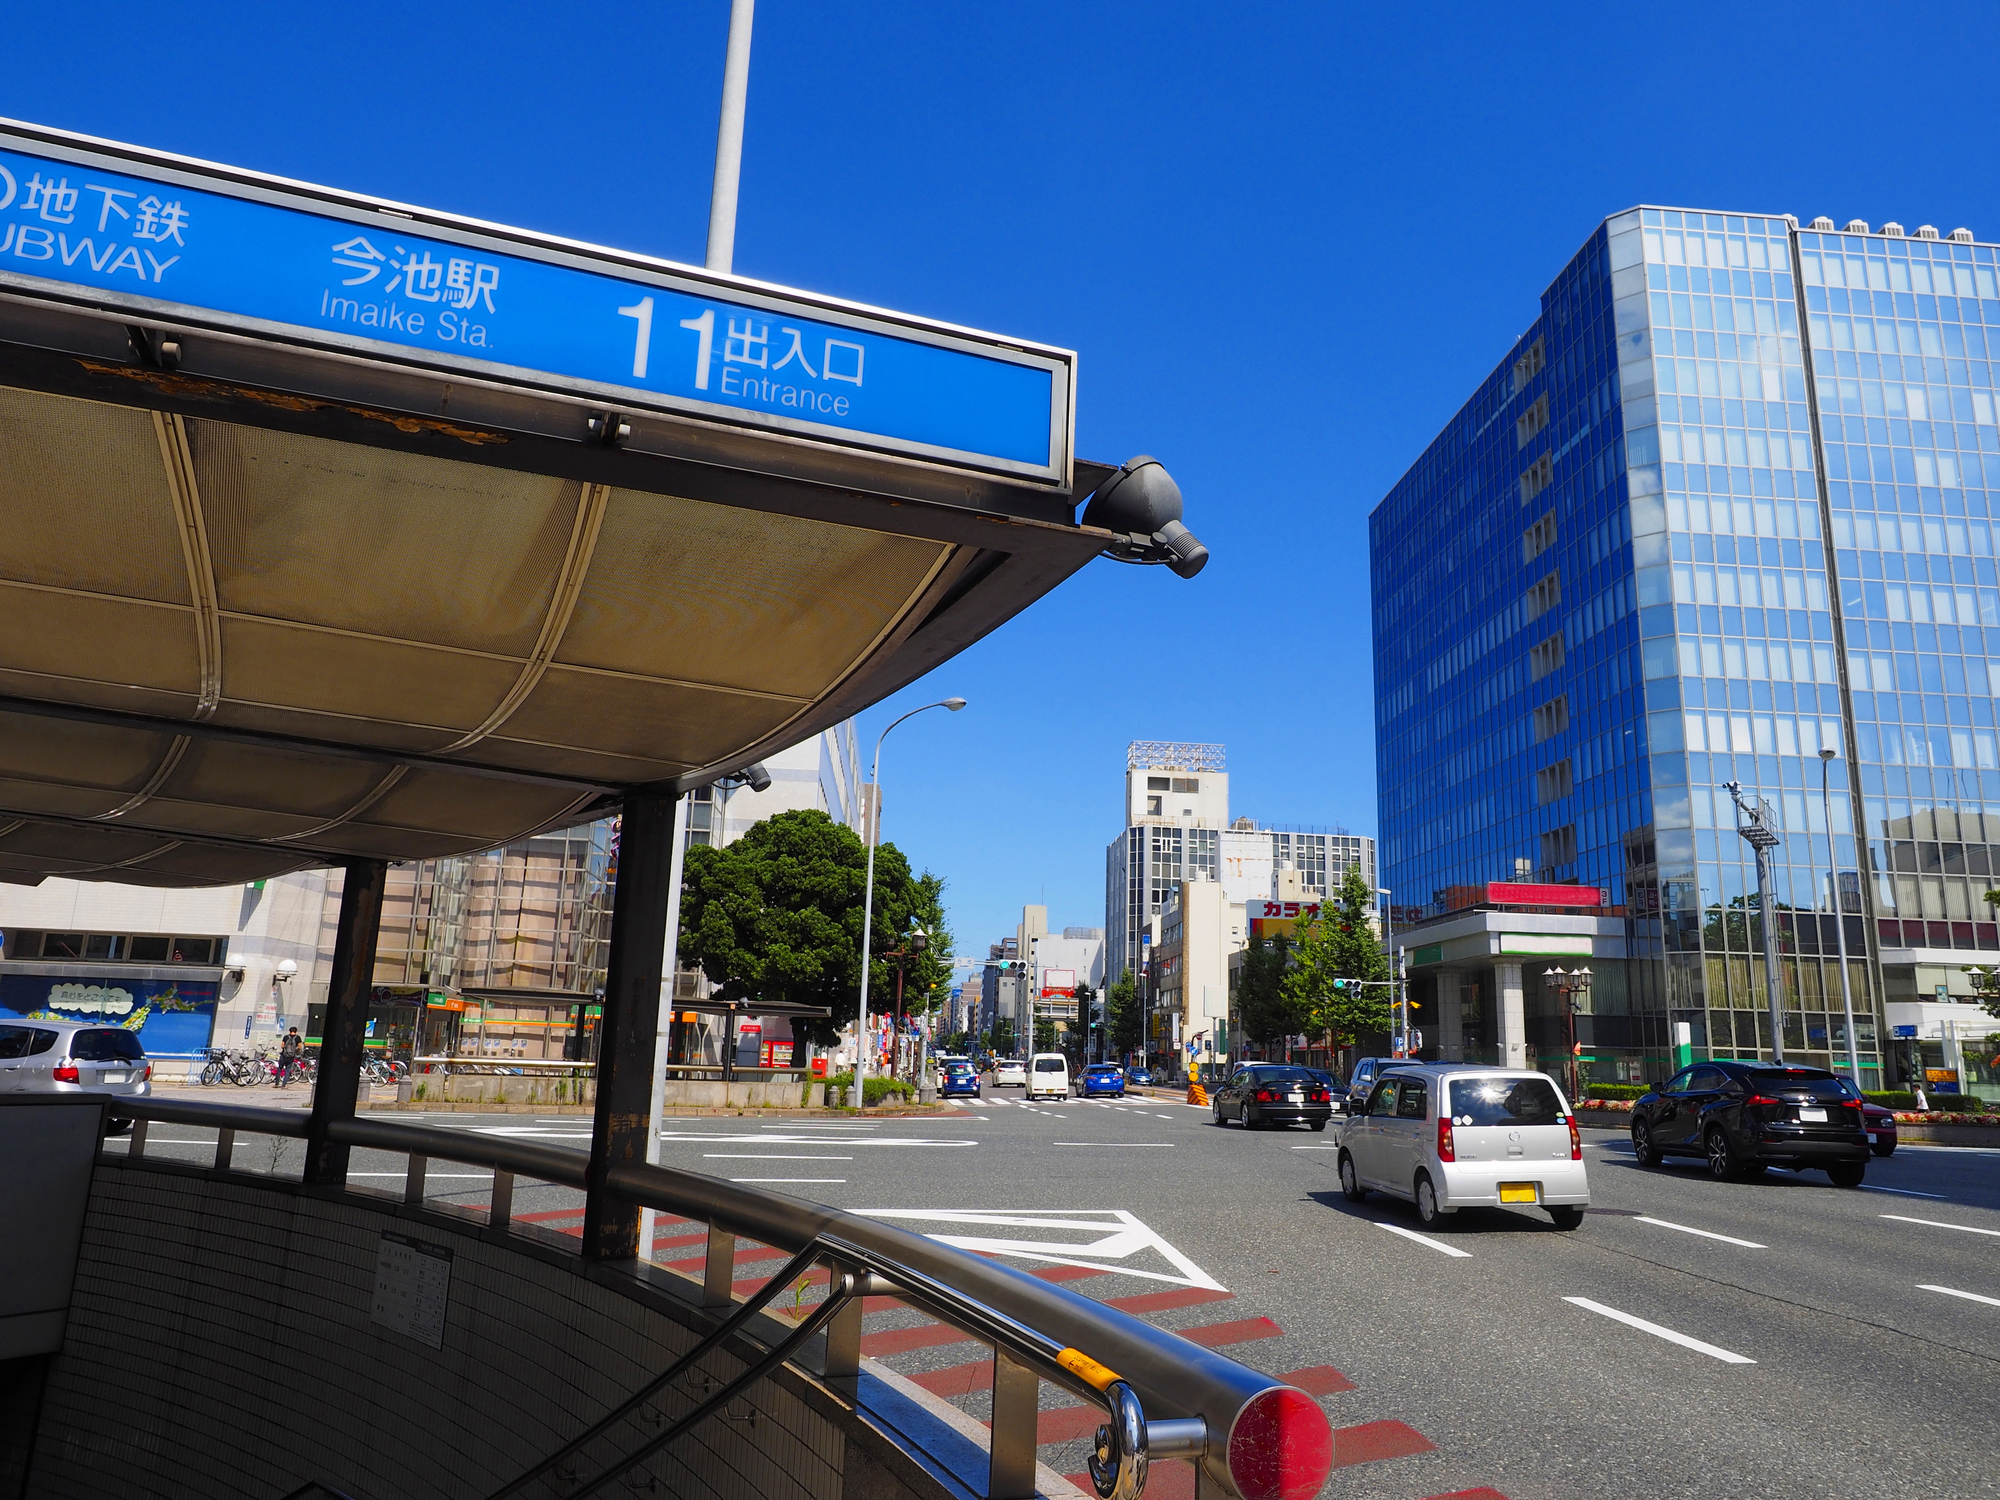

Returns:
705,0,755,274
1725,781,1788,1064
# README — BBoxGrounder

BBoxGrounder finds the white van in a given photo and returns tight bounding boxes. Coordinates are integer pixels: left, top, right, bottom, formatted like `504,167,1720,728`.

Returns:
1336,1063,1588,1230
1026,1052,1070,1101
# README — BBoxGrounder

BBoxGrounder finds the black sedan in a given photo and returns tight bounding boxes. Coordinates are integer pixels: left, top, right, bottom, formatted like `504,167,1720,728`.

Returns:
1629,1060,1870,1185
1210,1064,1334,1131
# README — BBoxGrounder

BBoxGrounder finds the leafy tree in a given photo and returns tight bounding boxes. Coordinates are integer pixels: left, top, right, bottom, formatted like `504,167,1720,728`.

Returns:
1105,968,1142,1056
1072,980,1098,1056
990,1017,1016,1055
1285,865,1392,1049
1235,934,1299,1046
677,808,947,1048
1034,1015,1059,1052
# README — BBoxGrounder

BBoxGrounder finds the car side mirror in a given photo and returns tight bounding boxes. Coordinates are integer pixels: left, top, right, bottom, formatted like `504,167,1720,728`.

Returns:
1647,1081,1662,1093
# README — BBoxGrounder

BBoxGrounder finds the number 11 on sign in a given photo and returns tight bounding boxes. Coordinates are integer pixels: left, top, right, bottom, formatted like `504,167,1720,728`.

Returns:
617,296,653,379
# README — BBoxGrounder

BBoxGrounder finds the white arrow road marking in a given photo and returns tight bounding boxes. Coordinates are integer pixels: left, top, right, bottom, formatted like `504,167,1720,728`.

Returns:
1564,1297,1754,1363
859,1208,1226,1290
1858,1184,1949,1199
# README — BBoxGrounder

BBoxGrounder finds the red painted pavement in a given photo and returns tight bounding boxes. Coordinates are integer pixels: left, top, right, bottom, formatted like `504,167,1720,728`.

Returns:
1422,1490,1510,1499
1101,1287,1234,1314
859,1323,974,1357
1175,1316,1283,1349
1332,1419,1436,1468
909,1359,991,1398
1275,1364,1356,1396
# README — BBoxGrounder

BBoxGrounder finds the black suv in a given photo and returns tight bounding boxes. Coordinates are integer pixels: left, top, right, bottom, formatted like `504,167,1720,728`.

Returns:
1630,1060,1870,1185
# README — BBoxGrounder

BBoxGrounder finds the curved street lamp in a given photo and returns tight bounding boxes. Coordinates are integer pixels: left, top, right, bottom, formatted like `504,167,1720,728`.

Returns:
853,698,966,1107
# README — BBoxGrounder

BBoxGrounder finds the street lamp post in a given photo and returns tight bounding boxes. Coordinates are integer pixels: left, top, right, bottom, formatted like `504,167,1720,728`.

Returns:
1818,749,1865,1088
852,699,966,1108
1724,781,1788,1065
1378,888,1403,1056
1544,966,1593,1107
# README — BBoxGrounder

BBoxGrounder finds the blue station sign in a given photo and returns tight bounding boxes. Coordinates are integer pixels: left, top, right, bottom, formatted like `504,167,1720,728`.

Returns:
0,122,1073,483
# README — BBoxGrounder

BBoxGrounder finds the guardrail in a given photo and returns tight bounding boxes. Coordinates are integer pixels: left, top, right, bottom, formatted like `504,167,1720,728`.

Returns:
99,1095,1331,1500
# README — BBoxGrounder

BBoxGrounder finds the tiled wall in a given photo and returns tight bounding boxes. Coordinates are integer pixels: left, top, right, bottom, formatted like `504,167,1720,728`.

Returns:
27,1166,879,1500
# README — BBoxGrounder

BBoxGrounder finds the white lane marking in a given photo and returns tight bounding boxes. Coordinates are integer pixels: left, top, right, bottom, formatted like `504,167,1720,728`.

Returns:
1564,1297,1755,1363
702,1154,854,1160
1051,1142,1174,1147
974,1116,991,1120
347,1172,488,1179
1920,1283,2000,1308
1633,1216,1767,1249
1155,1114,1175,1119
1882,1214,2000,1238
140,1138,224,1146
1858,1184,1950,1200
1291,1145,1341,1150
730,1177,845,1183
1373,1222,1472,1258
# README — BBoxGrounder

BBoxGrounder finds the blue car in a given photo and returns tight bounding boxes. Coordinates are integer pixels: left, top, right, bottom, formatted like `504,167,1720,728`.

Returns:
1125,1066,1153,1088
1080,1064,1126,1098
940,1064,982,1097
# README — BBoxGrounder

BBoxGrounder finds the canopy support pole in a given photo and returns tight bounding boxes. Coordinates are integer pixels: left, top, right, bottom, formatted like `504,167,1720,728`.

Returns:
304,858,389,1186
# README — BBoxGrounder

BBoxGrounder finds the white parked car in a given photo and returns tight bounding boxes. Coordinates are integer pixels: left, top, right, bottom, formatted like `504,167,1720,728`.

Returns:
1026,1052,1070,1100
992,1058,1027,1088
1337,1063,1587,1230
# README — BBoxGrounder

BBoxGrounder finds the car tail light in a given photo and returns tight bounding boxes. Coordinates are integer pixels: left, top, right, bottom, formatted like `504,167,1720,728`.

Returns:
52,1063,80,1083
142,1063,152,1082
1746,1094,1782,1107
1437,1116,1455,1161
1308,1088,1329,1103
1255,1088,1279,1103
1568,1118,1582,1160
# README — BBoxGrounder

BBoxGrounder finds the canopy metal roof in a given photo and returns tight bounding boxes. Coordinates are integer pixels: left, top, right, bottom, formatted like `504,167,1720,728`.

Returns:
0,120,1131,887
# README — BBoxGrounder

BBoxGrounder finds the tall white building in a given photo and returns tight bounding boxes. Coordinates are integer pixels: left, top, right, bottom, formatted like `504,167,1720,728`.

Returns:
1103,739,1377,990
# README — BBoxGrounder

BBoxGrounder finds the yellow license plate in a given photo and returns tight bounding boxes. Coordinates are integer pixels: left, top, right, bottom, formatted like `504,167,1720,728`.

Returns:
1499,1183,1538,1204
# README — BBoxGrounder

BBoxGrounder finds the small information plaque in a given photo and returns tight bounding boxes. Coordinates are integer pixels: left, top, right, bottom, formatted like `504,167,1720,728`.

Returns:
370,1231,452,1350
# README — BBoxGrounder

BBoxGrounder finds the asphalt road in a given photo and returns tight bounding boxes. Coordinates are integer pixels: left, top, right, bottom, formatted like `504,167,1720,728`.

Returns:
115,1087,2000,1500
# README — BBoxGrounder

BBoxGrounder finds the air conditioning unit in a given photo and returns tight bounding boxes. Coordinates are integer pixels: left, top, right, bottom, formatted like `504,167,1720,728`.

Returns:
1916,224,1940,240
1950,228,1974,243
1809,216,1836,231
1844,219,1870,234
1881,222,1906,237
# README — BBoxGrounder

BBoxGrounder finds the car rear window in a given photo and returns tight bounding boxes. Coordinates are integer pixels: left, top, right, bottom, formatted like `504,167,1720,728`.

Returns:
70,1029,146,1062
1450,1077,1564,1126
1034,1058,1065,1072
1746,1069,1851,1101
0,1025,33,1059
1249,1066,1316,1082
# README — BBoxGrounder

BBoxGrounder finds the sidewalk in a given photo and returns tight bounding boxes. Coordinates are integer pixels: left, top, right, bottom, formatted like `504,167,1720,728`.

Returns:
142,1080,969,1120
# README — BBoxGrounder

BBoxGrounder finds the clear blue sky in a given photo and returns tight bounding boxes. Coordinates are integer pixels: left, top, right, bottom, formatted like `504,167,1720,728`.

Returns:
19,2,2000,961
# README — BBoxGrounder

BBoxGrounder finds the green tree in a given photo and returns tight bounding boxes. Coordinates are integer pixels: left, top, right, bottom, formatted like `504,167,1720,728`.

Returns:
1235,934,1299,1046
1285,865,1392,1049
990,1017,1016,1055
677,809,947,1048
1105,968,1142,1056
1034,1015,1059,1052
1072,980,1098,1056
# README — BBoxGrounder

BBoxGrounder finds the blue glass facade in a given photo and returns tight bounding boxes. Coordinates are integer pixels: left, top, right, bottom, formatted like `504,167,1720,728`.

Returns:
1374,208,2000,1090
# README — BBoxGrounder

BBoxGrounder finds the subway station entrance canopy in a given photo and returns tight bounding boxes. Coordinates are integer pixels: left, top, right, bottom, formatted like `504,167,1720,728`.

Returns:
0,119,1176,887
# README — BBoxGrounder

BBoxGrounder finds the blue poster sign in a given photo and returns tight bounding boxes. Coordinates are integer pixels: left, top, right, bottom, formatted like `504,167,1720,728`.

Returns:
0,126,1069,480
0,972,219,1055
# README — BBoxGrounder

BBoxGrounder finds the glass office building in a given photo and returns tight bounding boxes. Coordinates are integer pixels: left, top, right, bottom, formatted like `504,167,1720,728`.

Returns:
1373,207,2000,1091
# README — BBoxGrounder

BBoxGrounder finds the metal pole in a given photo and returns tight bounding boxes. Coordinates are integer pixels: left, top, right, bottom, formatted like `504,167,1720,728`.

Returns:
304,858,389,1187
1726,782,1788,1066
705,0,755,274
1820,750,1864,1087
639,791,691,1260
584,789,677,1261
853,699,964,1108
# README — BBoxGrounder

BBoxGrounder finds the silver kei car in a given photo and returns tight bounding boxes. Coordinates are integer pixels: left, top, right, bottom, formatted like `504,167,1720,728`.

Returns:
1336,1063,1589,1231
0,1019,153,1124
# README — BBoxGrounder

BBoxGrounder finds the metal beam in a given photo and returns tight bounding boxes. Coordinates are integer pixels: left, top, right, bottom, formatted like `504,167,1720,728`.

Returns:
582,788,676,1260
304,858,389,1186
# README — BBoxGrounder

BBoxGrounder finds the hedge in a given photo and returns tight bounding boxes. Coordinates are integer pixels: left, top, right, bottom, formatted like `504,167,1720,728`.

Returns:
825,1072,914,1107
1585,1084,1649,1100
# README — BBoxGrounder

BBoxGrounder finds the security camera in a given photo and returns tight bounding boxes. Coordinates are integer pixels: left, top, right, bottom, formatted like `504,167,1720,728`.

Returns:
740,762,772,794
1080,456,1209,579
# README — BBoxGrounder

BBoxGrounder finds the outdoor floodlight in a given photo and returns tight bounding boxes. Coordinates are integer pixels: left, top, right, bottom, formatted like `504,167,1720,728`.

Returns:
1081,455,1209,579
944,697,967,710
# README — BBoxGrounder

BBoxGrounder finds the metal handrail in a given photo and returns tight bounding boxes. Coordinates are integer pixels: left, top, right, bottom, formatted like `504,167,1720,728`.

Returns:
99,1094,1326,1500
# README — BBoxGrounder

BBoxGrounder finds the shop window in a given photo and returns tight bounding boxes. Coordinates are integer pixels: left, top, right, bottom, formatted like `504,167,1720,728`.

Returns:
40,933,84,958
126,936,171,962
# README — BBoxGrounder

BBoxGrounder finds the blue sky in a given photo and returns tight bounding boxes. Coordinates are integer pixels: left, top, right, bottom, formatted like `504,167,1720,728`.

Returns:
18,2,2000,962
